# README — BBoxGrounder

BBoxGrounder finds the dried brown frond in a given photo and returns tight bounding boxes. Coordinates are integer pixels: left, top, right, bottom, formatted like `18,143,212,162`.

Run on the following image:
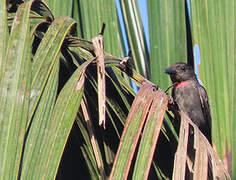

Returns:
92,35,106,128
172,111,231,180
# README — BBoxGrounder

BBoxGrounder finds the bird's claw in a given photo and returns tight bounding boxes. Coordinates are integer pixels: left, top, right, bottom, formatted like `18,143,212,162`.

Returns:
167,94,179,113
167,94,174,105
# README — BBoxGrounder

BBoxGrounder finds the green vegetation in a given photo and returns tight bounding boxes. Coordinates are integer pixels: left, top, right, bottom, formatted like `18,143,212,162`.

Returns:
0,0,233,179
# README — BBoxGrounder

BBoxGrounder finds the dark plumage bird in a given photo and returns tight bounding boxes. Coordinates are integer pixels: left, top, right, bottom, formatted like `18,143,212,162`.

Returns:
165,62,212,145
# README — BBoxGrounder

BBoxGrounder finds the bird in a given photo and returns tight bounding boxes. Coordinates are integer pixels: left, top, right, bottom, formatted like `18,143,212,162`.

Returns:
165,62,212,145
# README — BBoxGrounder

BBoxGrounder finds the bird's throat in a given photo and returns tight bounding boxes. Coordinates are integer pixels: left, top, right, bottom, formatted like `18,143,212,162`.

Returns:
174,81,190,88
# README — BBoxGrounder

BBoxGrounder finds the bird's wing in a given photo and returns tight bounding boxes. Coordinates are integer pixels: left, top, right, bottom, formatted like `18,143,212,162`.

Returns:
198,85,212,142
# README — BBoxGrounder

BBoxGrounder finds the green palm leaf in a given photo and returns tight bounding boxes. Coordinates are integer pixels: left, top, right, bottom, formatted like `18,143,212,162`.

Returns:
0,2,32,179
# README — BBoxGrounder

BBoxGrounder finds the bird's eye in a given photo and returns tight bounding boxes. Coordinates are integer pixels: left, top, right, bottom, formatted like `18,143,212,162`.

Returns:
180,66,185,71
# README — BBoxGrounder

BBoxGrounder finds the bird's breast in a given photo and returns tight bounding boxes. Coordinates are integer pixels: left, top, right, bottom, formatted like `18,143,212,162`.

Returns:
173,81,205,127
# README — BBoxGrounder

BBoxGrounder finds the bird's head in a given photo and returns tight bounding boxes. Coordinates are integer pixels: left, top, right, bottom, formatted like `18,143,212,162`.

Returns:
165,62,196,83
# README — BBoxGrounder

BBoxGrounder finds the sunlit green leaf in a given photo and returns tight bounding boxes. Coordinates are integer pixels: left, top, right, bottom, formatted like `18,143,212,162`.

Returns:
0,2,32,179
29,16,76,123
0,0,8,78
20,61,59,179
76,0,121,57
46,0,73,18
148,0,187,88
119,0,150,78
190,0,233,162
22,59,92,179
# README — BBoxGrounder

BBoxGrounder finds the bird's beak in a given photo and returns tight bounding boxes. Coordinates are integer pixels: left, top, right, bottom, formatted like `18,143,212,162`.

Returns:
165,67,176,75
